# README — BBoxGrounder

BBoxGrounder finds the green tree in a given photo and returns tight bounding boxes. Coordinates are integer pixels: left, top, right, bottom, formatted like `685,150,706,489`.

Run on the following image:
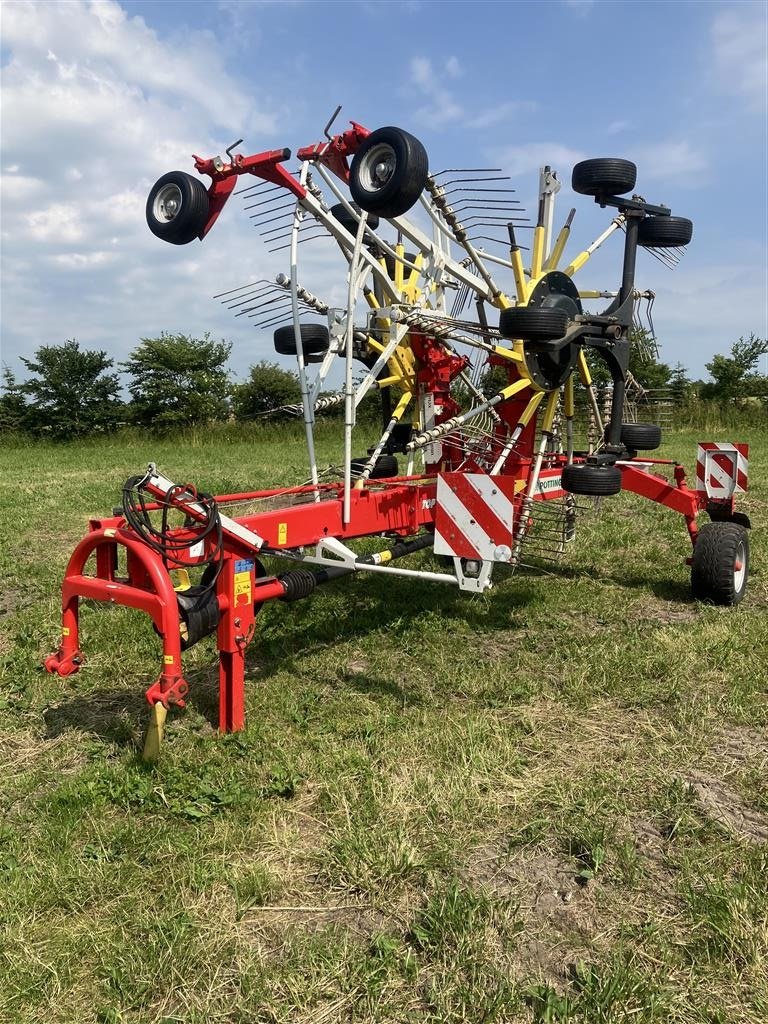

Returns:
669,362,691,403
232,361,301,419
700,334,768,401
0,367,27,434
587,327,671,390
123,332,232,427
17,340,122,439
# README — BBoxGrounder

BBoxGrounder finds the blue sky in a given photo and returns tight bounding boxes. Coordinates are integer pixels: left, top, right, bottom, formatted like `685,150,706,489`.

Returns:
1,0,766,384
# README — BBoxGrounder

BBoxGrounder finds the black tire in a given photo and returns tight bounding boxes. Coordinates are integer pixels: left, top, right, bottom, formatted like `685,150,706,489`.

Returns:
351,454,399,479
350,127,428,218
273,324,329,357
638,215,693,249
330,203,379,233
571,158,637,197
691,522,749,606
146,171,209,245
498,306,569,342
619,422,662,451
562,463,622,496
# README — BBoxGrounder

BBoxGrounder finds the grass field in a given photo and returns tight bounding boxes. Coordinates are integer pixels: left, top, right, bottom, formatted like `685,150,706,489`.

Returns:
0,424,766,1023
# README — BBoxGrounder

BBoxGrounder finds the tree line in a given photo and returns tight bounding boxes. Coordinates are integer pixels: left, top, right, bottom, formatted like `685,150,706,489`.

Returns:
0,333,315,439
1,330,766,440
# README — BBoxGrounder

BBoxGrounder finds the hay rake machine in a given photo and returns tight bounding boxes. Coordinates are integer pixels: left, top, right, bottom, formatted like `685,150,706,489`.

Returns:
45,111,751,756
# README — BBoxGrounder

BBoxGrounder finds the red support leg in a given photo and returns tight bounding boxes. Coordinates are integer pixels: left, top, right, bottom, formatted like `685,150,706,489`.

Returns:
216,556,256,733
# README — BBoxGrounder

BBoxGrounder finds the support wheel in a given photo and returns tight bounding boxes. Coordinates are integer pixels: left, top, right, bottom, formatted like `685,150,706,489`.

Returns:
274,324,330,358
498,306,569,341
146,171,209,245
571,158,637,197
351,454,398,479
638,216,693,248
691,522,749,605
350,127,429,218
330,203,380,233
562,463,622,496
619,422,662,451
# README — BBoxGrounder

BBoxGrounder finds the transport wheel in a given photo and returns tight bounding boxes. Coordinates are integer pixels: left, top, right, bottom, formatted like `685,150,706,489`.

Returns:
571,158,637,197
691,522,749,605
350,126,429,218
638,215,693,248
330,202,380,233
498,306,569,342
273,323,330,357
619,422,662,451
562,463,622,496
351,454,398,478
146,171,209,244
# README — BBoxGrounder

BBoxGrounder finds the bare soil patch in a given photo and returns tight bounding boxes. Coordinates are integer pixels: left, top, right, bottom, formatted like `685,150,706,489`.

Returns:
466,845,601,986
685,771,768,844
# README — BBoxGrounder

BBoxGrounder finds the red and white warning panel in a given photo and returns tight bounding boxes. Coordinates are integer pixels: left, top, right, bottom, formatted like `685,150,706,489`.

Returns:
434,473,517,562
696,443,749,499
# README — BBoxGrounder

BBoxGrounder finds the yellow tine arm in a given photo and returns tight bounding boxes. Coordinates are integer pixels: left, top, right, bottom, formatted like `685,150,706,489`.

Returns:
541,388,560,433
544,208,575,271
530,224,545,281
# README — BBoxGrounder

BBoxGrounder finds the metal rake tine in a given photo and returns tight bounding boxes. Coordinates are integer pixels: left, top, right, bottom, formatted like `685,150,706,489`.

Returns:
247,302,293,324
235,181,282,197
225,285,280,310
253,209,295,230
238,295,292,318
244,194,297,212
443,185,518,196
252,310,297,329
212,279,271,300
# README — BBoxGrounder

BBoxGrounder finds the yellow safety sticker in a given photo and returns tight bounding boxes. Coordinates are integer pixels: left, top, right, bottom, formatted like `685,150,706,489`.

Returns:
234,571,252,604
62,627,70,636
163,654,174,665
278,522,288,545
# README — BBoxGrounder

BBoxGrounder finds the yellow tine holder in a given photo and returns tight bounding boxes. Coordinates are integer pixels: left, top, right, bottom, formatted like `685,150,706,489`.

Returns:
544,208,575,271
143,702,167,762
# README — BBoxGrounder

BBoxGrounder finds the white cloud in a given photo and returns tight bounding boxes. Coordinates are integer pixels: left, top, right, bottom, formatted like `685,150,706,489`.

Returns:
496,143,587,179
409,56,464,126
606,120,630,135
0,0,282,377
711,7,768,110
470,101,538,130
632,140,708,181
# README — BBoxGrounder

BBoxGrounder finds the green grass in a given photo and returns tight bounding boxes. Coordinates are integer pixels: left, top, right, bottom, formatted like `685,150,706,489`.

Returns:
0,423,766,1023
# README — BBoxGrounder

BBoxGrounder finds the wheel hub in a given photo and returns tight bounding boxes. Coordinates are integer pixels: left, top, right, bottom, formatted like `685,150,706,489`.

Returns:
524,271,583,390
154,183,182,222
360,143,396,191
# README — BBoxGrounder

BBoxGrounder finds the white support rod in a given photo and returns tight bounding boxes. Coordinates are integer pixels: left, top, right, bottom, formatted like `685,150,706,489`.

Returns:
356,393,411,485
416,190,505,303
407,381,528,450
295,182,398,301
290,162,319,494
353,320,409,409
511,428,551,564
458,370,501,422
490,425,524,476
311,166,420,278
343,213,368,524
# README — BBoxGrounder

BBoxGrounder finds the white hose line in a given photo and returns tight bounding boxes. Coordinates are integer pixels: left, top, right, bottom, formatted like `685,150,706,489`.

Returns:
290,161,319,495
343,212,368,524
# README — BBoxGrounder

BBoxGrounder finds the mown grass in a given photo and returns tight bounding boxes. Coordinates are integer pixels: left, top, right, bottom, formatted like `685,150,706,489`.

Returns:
0,423,766,1023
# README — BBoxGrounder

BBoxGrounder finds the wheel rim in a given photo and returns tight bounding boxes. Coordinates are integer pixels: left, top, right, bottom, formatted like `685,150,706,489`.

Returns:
734,540,746,592
358,143,397,193
153,183,183,222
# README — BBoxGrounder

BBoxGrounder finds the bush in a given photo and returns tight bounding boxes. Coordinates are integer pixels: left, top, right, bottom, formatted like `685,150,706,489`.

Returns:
15,340,123,439
122,332,232,428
